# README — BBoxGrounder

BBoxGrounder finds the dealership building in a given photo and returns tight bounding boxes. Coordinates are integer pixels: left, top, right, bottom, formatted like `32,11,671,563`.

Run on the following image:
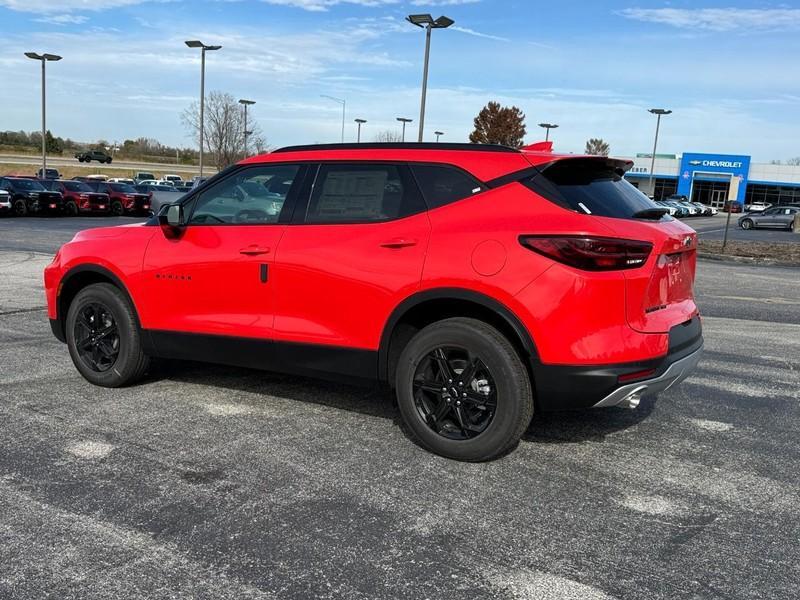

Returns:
621,152,800,208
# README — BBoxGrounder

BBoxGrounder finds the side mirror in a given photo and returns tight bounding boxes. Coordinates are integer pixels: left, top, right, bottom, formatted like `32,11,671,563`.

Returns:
166,204,184,227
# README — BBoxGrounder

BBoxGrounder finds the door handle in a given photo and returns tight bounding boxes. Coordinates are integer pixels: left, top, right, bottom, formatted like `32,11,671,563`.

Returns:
380,238,417,249
239,245,271,256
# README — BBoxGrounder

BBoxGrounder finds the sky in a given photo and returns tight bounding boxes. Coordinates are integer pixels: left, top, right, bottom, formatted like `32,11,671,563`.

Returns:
1,0,800,161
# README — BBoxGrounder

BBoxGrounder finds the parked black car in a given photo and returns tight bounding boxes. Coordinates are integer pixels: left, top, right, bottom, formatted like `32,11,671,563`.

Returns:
75,149,112,164
0,176,63,216
36,168,61,179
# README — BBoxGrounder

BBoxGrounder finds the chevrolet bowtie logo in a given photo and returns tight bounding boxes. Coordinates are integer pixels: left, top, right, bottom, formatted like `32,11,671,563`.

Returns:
688,160,702,166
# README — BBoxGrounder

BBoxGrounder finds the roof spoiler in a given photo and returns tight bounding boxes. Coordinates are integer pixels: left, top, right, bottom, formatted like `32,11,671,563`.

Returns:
521,141,553,153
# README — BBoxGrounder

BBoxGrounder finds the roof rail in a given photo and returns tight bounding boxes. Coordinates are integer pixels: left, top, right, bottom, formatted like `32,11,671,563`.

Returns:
272,142,520,154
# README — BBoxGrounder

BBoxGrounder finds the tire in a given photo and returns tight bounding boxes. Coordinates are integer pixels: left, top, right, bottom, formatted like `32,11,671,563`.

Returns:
13,200,27,217
790,220,795,232
111,201,124,216
395,317,534,462
106,158,113,164
65,283,150,387
740,219,753,230
65,201,79,216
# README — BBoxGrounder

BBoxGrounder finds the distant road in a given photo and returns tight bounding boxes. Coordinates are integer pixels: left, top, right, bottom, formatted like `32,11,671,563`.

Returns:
0,153,215,174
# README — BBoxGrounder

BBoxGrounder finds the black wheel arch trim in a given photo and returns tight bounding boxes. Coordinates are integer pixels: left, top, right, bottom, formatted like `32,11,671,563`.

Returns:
53,264,146,346
378,287,540,382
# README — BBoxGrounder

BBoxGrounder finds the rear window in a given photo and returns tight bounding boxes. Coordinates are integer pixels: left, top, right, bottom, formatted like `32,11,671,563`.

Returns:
524,158,659,219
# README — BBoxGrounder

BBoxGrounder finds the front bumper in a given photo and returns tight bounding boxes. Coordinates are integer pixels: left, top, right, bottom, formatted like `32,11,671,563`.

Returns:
532,315,703,411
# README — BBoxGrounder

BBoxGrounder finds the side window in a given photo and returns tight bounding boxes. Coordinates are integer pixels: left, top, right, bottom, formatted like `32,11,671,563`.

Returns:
305,163,424,223
189,165,300,225
411,164,485,210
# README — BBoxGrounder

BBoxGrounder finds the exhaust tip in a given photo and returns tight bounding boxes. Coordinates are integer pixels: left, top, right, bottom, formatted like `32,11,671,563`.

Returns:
619,386,647,409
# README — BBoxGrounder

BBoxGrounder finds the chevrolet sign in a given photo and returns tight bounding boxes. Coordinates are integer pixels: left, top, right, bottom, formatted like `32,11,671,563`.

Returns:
688,159,743,169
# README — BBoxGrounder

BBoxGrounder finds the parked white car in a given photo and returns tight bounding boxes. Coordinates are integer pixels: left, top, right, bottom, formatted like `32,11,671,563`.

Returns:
108,178,135,185
163,174,183,184
156,180,175,187
0,189,11,214
745,202,771,213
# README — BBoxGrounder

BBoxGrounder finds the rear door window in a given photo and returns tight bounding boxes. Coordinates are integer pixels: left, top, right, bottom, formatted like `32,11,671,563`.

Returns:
523,158,659,219
304,163,425,223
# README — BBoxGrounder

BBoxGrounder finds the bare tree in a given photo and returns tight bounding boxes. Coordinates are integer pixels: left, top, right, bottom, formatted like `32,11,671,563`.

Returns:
585,138,610,156
182,91,267,169
786,157,800,166
374,129,403,143
469,101,527,147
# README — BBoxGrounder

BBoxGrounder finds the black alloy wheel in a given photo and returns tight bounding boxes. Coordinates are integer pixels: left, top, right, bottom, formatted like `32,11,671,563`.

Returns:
111,201,124,216
395,318,534,462
73,302,120,372
741,219,753,230
13,200,27,216
413,346,497,440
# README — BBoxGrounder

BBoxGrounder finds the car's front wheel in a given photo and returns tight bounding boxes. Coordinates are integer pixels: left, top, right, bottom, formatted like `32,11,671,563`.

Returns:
13,200,27,217
395,318,534,462
110,201,124,216
65,201,79,216
65,283,150,387
740,218,754,230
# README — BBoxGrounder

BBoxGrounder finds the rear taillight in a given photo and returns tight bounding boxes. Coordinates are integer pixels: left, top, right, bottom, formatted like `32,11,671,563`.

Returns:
519,236,652,271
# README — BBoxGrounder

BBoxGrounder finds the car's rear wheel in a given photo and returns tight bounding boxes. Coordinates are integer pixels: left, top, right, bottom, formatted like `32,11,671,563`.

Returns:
395,318,533,462
741,218,754,230
110,201,124,216
66,283,150,387
13,200,27,217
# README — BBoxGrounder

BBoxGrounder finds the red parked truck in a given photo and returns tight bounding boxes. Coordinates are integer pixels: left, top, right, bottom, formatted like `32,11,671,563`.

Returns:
45,142,703,461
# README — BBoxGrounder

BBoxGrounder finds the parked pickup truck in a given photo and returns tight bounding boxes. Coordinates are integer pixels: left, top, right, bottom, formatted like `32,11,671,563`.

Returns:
75,149,113,164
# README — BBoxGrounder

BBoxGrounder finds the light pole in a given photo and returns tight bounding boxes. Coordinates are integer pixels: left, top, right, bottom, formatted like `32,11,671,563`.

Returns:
407,13,454,142
24,52,62,177
186,40,222,177
239,99,255,157
321,95,346,143
354,119,367,143
538,122,558,142
434,131,444,142
397,117,413,142
647,108,672,197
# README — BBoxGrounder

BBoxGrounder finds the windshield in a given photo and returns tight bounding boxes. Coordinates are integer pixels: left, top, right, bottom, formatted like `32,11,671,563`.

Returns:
64,181,93,192
11,179,45,191
110,183,137,193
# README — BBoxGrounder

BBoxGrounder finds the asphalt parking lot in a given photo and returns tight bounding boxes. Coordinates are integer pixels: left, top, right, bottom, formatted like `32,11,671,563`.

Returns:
1,218,798,599
691,214,798,243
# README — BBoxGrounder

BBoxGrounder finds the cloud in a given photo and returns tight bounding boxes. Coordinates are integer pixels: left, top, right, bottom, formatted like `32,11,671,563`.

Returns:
34,13,89,24
0,0,150,12
450,25,508,42
258,0,398,11
619,7,800,32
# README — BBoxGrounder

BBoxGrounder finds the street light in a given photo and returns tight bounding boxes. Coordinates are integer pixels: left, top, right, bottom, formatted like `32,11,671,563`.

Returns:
407,13,454,142
239,99,256,157
434,131,444,142
321,95,346,143
647,108,672,197
25,52,62,177
538,122,558,142
354,118,367,143
396,117,413,142
185,40,222,177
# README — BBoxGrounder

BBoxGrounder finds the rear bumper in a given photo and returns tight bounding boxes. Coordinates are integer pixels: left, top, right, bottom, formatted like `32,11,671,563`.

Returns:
532,315,703,411
591,345,702,407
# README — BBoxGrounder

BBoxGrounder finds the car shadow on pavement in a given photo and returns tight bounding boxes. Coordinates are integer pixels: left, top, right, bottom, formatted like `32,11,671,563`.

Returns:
152,359,654,447
523,397,656,444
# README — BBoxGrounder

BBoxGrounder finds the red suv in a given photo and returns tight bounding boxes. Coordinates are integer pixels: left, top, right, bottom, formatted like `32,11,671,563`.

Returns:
40,179,111,215
84,181,151,216
44,143,703,461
